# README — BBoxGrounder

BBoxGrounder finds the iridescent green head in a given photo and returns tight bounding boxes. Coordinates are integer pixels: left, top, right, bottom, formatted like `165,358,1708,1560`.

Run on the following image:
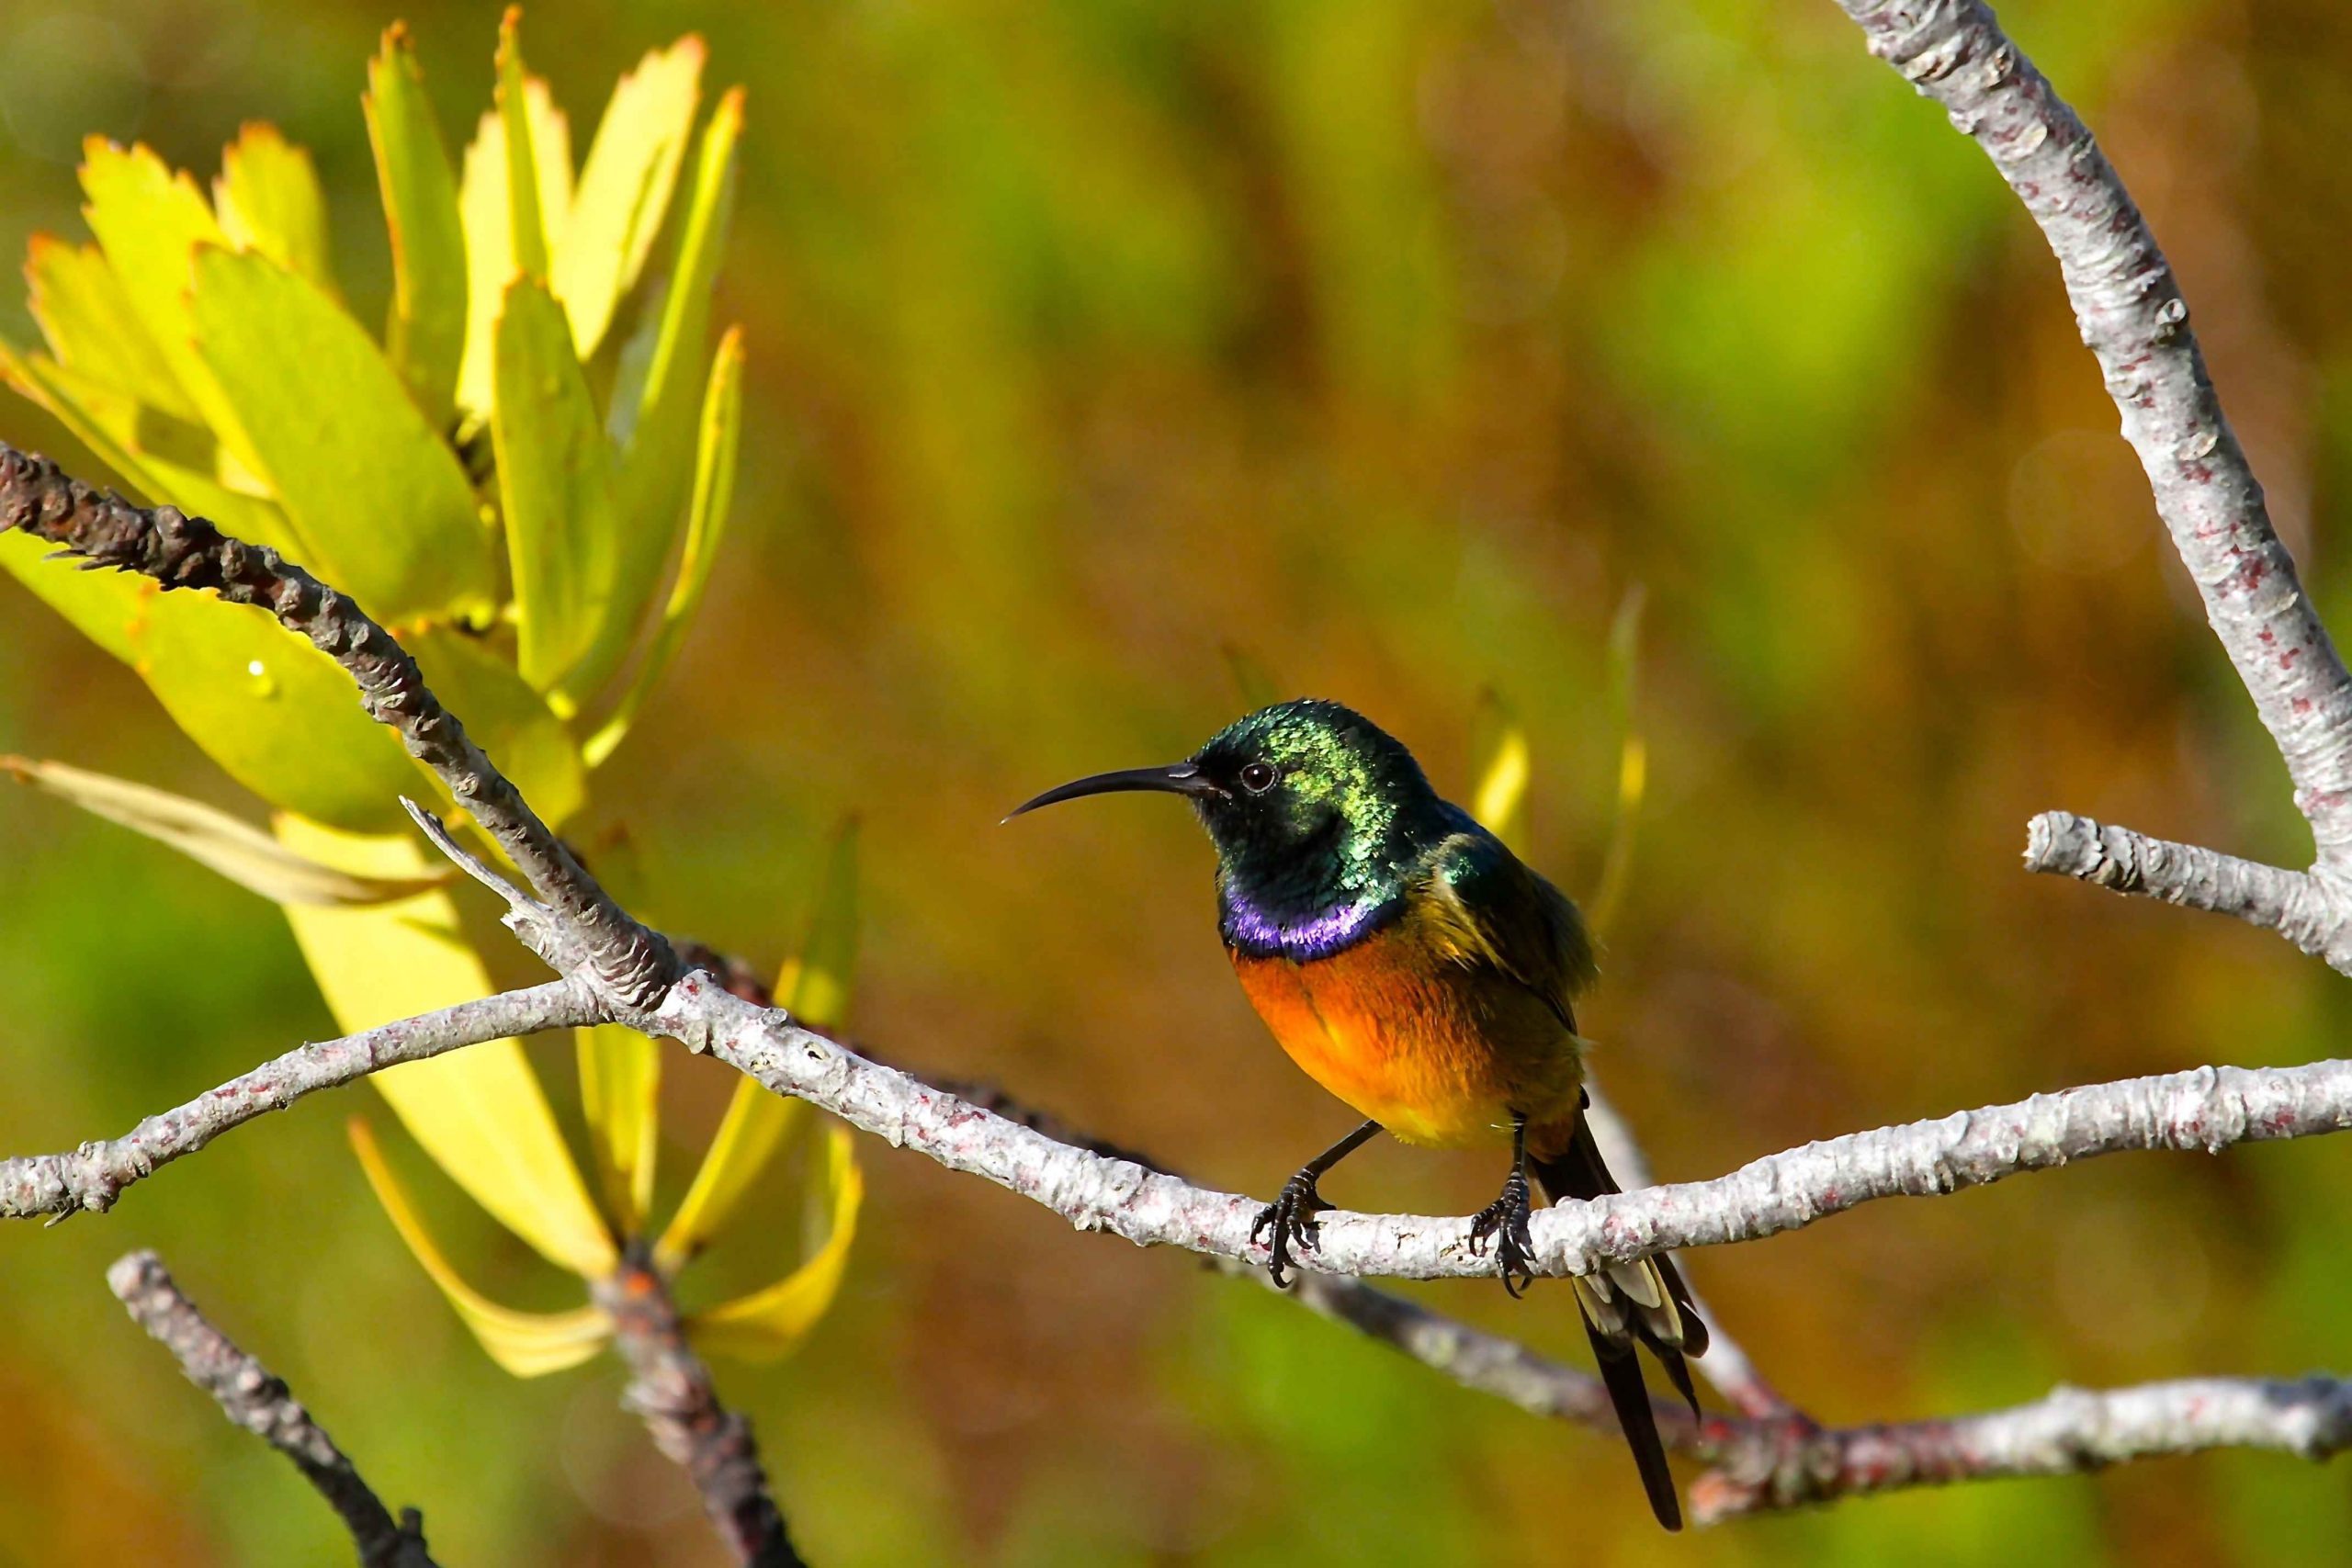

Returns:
1009,699,1455,947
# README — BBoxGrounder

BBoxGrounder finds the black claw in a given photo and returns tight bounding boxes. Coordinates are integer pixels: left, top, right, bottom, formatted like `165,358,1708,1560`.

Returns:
1252,1169,1334,1288
1469,1166,1537,1297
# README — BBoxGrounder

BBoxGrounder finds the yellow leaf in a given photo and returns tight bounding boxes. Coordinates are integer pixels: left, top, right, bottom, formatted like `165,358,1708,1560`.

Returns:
592,88,742,694
550,36,703,357
365,22,469,431
214,123,334,293
1,756,448,907
1468,691,1531,854
279,816,616,1278
349,1118,611,1377
584,325,743,769
190,245,498,625
689,1125,862,1361
655,819,858,1271
494,9,557,282
75,139,263,482
1589,587,1647,939
456,73,570,417
132,592,421,834
24,235,195,419
577,1023,659,1235
492,276,621,701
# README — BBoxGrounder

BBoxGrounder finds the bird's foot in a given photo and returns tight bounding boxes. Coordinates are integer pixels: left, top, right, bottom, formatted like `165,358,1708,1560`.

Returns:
1250,1169,1334,1289
1469,1167,1538,1298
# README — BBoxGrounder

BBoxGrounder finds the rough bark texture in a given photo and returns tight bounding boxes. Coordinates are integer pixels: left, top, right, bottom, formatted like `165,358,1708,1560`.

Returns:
595,1261,803,1567
0,446,678,1004
109,1251,439,1567
1834,0,2352,861
0,978,599,1219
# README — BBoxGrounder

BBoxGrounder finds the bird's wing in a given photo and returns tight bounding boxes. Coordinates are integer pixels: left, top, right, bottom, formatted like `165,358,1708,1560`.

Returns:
1416,830,1599,1030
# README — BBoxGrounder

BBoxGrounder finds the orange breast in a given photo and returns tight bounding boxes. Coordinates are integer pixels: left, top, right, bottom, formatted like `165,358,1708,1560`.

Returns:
1229,919,1583,1148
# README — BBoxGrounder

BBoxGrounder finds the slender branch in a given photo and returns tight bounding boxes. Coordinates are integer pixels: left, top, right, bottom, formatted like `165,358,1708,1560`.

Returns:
0,978,603,1221
594,1258,802,1568
0,446,677,1004
2022,810,2352,970
1690,1373,2352,1523
108,1250,440,1567
1832,0,2352,867
15,446,2352,1516
639,964,2352,1280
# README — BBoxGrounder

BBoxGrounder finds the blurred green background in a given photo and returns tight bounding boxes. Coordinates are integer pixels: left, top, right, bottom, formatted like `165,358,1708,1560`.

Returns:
6,0,2352,1562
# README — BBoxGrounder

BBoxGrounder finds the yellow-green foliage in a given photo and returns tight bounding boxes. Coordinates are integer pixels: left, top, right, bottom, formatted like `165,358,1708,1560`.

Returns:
0,13,854,1374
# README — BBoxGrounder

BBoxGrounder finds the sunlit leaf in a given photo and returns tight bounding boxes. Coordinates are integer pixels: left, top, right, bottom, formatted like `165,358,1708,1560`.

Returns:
408,625,587,830
213,123,333,293
1468,690,1531,854
280,817,616,1278
349,1117,611,1377
577,1023,659,1235
592,88,742,696
0,526,149,666
456,75,570,417
1,756,447,907
689,1124,862,1361
495,9,563,281
24,236,195,418
550,37,703,358
656,818,857,1272
584,324,741,769
492,276,620,702
190,245,497,624
365,23,469,431
131,592,419,834
75,139,261,482
1589,586,1648,939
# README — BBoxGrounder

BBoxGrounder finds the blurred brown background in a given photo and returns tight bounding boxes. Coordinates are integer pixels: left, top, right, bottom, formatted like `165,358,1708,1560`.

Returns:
7,0,2352,1562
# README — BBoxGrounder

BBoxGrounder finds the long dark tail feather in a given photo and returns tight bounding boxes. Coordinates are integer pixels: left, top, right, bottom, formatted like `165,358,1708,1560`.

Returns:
1583,1319,1683,1530
1532,1111,1707,1529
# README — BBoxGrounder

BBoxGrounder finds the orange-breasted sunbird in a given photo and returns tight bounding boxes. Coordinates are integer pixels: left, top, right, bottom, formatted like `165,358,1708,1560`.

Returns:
1012,697,1707,1529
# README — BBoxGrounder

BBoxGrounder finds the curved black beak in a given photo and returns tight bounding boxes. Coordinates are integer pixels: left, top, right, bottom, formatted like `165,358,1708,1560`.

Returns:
1004,761,1221,821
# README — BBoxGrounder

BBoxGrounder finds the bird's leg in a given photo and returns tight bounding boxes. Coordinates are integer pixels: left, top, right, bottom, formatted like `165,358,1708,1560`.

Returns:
1250,1120,1380,1288
1469,1112,1538,1298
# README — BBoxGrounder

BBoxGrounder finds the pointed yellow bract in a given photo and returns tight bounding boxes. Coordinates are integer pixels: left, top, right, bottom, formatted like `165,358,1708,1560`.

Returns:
214,123,334,291
350,1118,612,1377
656,819,859,1272
577,1023,660,1234
690,1125,863,1361
277,816,616,1279
586,324,745,769
456,74,570,416
1469,693,1532,854
366,23,469,430
1589,587,1648,939
551,37,704,357
75,138,258,477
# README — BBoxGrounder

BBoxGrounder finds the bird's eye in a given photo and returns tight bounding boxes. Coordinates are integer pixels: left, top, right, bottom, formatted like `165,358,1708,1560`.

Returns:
1239,761,1278,795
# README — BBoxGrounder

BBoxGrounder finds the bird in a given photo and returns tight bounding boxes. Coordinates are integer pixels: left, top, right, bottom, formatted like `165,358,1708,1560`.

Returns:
1010,696,1707,1529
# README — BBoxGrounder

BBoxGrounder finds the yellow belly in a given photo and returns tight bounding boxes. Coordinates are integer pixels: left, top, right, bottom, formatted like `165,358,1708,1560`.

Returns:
1228,920,1583,1147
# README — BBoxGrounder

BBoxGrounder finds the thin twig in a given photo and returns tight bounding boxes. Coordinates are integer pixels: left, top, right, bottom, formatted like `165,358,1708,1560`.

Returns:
0,978,603,1220
15,446,2352,1515
1688,1373,2352,1522
594,1258,803,1567
0,446,677,1003
108,1250,440,1567
1835,0,2352,861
